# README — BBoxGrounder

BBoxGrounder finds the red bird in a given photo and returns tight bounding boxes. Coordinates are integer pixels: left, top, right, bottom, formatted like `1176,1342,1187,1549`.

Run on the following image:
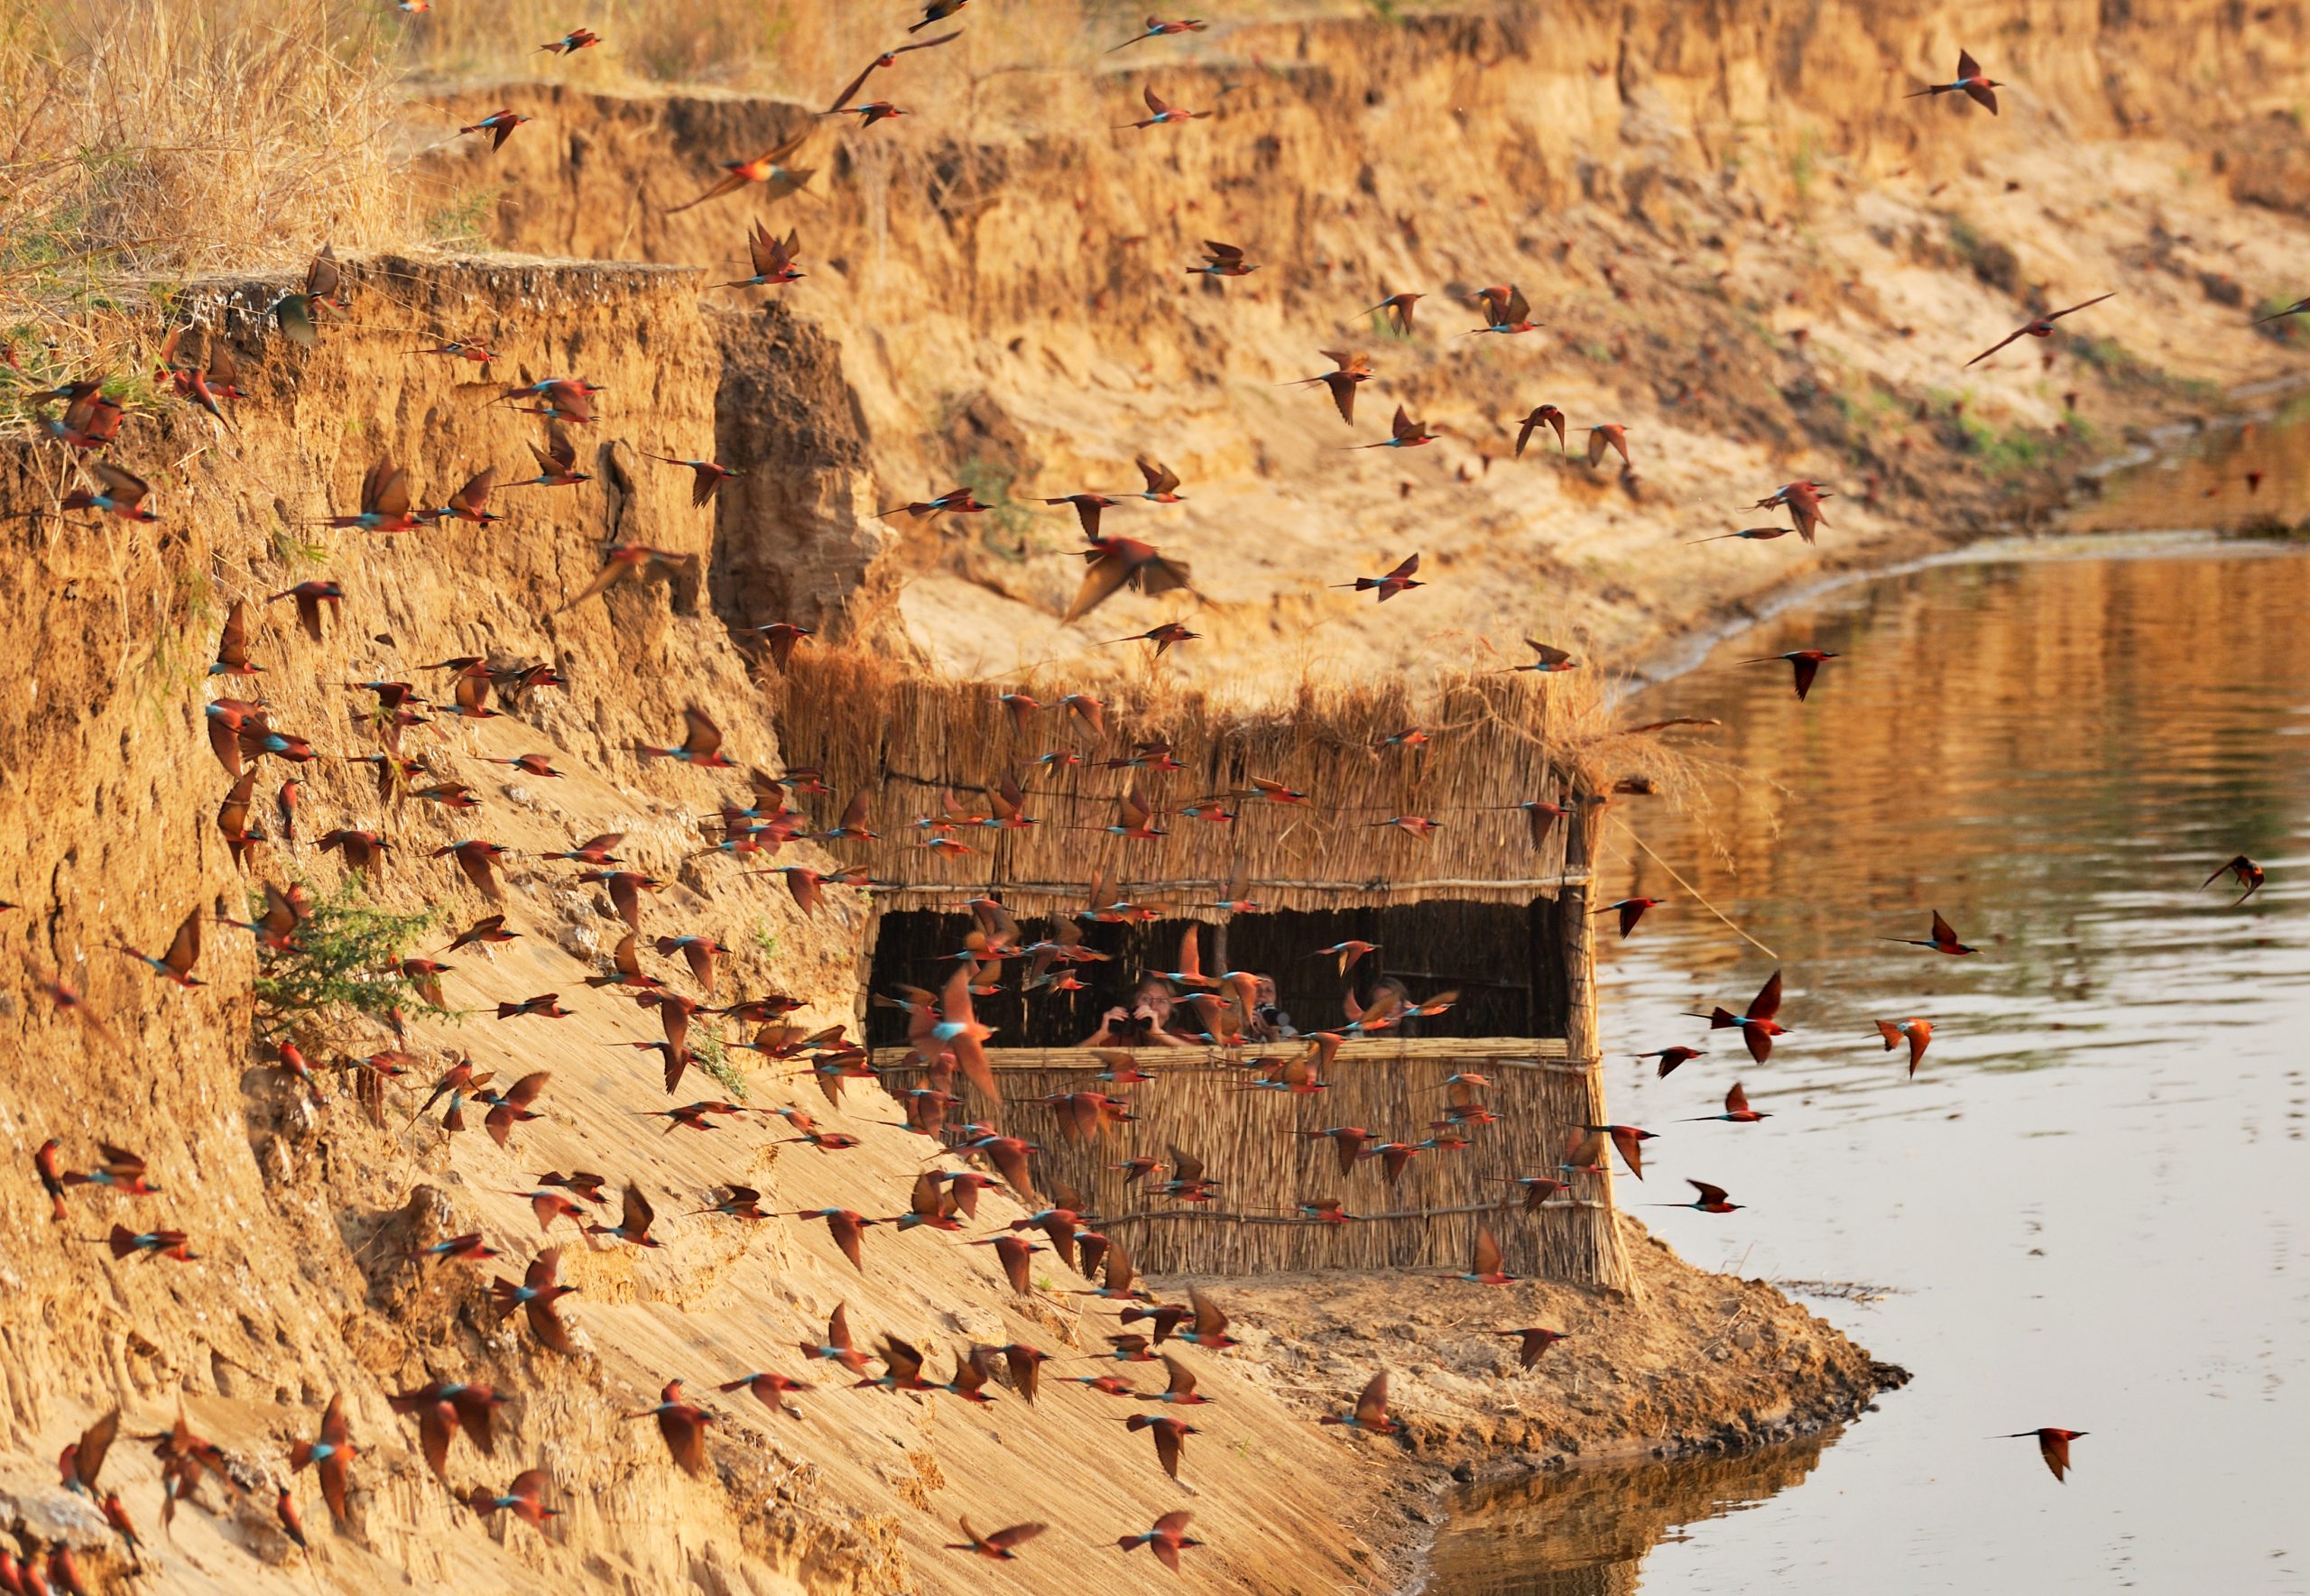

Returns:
1118,1509,1205,1572
1686,1082,1770,1123
1363,290,1423,333
666,128,814,213
1109,16,1207,51
1746,649,1838,701
1882,910,1977,956
491,1248,579,1355
1125,1412,1200,1478
2203,853,2264,905
467,1469,559,1527
1282,349,1373,424
1317,1371,1399,1434
1965,293,2116,367
1906,49,2003,114
1351,404,1437,449
116,909,204,988
1104,621,1200,655
459,109,531,150
1659,1179,1744,1213
1686,969,1788,1063
1875,1019,1933,1077
1495,1327,1570,1369
1335,551,1423,601
1457,1224,1518,1285
288,1394,356,1526
1120,85,1210,128
1465,284,1541,336
1515,404,1567,457
947,1518,1047,1560
825,30,961,114
625,1380,715,1474
2006,1427,2086,1481
638,705,735,767
1636,1045,1705,1078
1595,897,1659,938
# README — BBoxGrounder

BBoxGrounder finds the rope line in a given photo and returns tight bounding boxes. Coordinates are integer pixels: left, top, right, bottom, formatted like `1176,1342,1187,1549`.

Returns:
1610,822,1779,960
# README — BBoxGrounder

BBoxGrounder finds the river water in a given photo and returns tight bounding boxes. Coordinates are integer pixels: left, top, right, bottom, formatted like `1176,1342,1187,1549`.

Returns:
1425,447,2310,1593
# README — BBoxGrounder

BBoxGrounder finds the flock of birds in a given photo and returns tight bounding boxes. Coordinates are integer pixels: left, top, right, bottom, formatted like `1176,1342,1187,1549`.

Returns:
23,12,2309,1590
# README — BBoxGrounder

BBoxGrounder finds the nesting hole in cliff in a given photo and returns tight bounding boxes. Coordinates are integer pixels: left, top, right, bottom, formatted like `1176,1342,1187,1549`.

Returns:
864,899,1573,1050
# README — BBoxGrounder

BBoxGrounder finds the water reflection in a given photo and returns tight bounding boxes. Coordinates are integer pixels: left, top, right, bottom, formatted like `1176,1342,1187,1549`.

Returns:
1430,543,2310,1594
1425,1435,1834,1595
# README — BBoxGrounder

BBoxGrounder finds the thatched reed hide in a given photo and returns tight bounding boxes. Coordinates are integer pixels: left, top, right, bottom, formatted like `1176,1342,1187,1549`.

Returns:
873,1038,1634,1292
771,650,1585,912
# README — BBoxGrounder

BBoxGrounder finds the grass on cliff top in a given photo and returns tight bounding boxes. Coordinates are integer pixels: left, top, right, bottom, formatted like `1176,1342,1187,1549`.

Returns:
0,0,409,383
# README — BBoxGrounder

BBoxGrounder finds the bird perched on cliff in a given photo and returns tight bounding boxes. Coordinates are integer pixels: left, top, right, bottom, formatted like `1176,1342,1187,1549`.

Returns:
1881,909,1977,956
1964,292,2115,367
718,223,802,290
2006,1427,2086,1482
667,128,815,212
1686,969,1788,1063
1906,49,2002,114
1873,1019,1933,1076
827,30,959,112
1335,552,1423,602
1121,85,1211,129
1744,648,1838,701
273,245,346,347
1282,349,1372,423
1516,404,1567,457
1351,405,1437,449
2202,853,2265,904
458,109,531,150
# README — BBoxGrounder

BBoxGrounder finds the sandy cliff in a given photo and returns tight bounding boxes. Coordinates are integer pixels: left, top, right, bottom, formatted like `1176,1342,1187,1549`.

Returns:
5,2,2308,1591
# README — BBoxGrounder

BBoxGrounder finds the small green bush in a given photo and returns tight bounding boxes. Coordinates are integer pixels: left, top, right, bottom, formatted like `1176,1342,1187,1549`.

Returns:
250,876,442,1038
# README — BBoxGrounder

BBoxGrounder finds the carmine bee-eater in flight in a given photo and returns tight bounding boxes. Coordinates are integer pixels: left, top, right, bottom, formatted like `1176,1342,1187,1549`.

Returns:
1882,909,1977,955
1657,1178,1744,1213
1352,405,1436,448
643,451,743,506
719,222,802,289
1283,349,1371,421
1686,1082,1769,1122
638,706,736,767
2203,853,2265,904
1110,16,1207,51
2005,1427,2086,1482
1335,551,1423,601
1187,239,1256,278
1906,49,2002,113
1465,284,1541,336
1746,648,1839,701
667,128,815,213
540,28,599,56
1363,289,1423,334
62,460,157,522
1965,293,2115,367
1319,1370,1400,1433
1686,969,1788,1063
820,99,910,128
826,31,960,113
1507,638,1577,673
1586,423,1631,468
1596,897,1659,938
1875,1018,1933,1076
459,109,531,151
1120,85,1210,128
1516,403,1566,457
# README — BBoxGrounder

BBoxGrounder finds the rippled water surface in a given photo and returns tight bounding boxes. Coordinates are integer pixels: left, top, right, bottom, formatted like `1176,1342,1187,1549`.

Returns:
1428,538,2310,1593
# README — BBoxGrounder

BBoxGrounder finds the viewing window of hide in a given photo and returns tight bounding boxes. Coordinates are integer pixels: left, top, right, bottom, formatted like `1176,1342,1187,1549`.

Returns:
864,898,1576,1050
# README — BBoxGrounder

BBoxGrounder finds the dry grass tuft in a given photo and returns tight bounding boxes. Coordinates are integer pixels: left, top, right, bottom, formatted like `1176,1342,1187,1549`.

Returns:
0,0,410,390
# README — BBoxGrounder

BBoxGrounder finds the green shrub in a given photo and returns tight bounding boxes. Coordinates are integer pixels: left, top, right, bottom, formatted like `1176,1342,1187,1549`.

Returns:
250,876,442,1037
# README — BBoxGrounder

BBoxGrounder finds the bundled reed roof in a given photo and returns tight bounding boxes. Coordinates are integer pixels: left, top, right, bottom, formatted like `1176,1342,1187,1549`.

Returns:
772,648,1603,912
